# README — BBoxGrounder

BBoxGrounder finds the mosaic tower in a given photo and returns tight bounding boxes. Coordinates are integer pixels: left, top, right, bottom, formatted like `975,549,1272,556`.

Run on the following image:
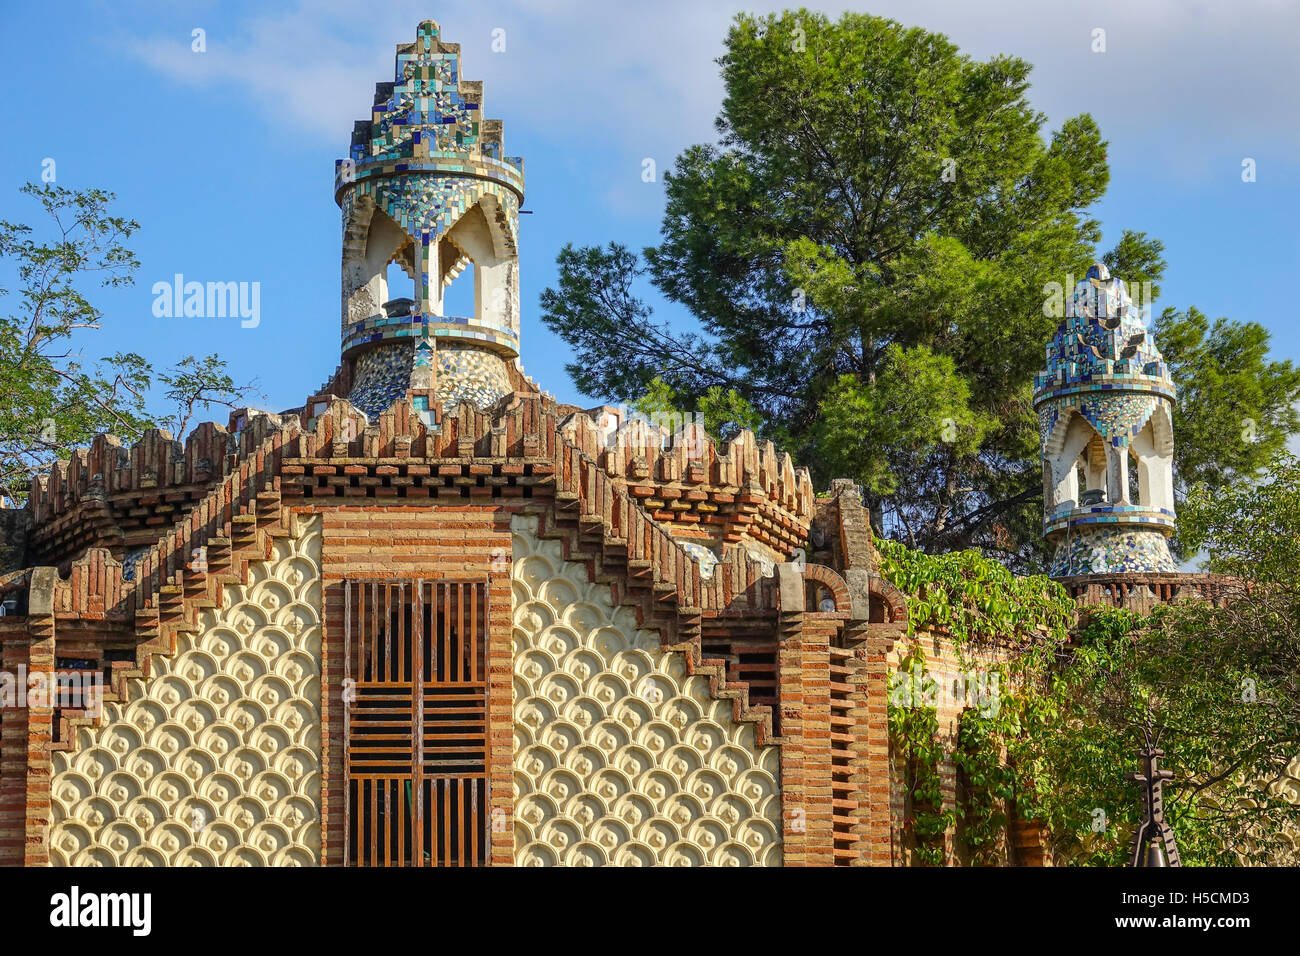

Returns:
336,20,525,418
1034,263,1178,575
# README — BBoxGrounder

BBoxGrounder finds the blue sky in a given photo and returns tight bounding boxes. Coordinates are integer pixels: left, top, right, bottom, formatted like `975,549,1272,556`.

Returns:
2,0,1297,426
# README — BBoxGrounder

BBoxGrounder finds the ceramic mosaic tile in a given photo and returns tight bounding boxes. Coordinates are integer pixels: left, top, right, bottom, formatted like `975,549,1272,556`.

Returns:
1034,264,1180,575
337,21,524,417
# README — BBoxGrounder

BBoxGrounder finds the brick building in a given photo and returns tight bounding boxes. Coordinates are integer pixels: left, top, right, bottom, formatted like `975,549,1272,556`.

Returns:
0,20,1266,868
0,22,913,867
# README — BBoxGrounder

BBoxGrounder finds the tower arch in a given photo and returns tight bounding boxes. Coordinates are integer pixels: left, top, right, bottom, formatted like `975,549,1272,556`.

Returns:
1033,263,1179,575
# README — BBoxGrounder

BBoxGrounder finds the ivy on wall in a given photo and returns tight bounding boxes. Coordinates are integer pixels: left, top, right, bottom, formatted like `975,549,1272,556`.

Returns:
874,537,1075,646
877,537,1076,864
888,654,953,865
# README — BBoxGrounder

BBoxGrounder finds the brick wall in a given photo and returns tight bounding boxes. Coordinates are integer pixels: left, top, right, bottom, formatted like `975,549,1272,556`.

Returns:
888,630,1034,866
0,625,31,865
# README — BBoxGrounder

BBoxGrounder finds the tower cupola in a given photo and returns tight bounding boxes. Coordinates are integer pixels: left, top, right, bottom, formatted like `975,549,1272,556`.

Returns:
336,20,524,419
1034,263,1178,575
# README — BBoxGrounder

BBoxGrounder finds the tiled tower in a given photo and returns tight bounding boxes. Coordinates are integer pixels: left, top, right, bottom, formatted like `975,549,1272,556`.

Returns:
1034,263,1179,575
336,20,524,419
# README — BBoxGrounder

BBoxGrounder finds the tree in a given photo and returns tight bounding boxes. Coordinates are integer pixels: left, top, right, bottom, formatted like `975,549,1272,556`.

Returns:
539,9,1299,570
876,453,1300,864
0,183,256,505
1156,308,1300,533
630,375,762,444
542,9,1110,568
1011,455,1300,864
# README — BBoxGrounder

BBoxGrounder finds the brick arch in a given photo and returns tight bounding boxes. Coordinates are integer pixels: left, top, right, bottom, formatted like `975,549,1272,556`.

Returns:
867,573,909,625
803,563,851,612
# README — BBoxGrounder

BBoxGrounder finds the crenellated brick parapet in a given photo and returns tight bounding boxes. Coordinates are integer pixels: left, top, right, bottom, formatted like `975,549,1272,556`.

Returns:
1056,571,1239,614
2,414,299,634
20,421,273,567
559,407,814,558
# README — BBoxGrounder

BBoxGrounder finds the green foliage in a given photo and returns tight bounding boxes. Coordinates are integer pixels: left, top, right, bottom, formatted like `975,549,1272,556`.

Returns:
0,184,255,504
877,512,1300,866
816,343,992,500
874,534,1075,644
1101,230,1165,298
1180,452,1300,584
954,705,1017,864
630,375,762,443
878,537,1072,863
539,10,1299,569
1011,602,1300,866
888,655,953,865
539,243,700,403
1156,308,1300,511
541,8,1123,565
156,354,249,439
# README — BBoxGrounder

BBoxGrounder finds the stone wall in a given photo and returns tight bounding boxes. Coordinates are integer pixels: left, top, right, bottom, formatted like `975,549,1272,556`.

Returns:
48,515,323,865
510,514,783,866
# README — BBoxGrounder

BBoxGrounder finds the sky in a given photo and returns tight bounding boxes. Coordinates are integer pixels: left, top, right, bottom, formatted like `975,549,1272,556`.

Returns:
1,0,1297,432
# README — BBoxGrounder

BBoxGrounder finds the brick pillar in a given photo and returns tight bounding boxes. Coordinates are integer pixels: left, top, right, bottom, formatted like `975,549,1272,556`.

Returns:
0,634,31,866
486,526,514,867
939,750,959,865
777,624,807,864
319,576,346,865
853,622,900,865
23,618,55,866
800,628,834,866
774,564,835,866
1011,817,1053,866
778,631,834,864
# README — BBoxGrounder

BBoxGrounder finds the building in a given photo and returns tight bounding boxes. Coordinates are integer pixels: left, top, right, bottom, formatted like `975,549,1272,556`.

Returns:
0,20,1270,868
0,22,907,867
1036,265,1235,613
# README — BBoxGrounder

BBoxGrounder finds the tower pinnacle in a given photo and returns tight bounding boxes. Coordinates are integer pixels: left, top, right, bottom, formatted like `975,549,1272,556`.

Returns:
1035,263,1178,575
335,20,525,419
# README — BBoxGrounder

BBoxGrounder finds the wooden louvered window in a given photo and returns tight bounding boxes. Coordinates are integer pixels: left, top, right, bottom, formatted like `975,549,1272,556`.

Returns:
343,580,489,866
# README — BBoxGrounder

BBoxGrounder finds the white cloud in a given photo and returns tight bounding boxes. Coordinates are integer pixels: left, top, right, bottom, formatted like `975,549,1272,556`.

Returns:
122,0,1300,178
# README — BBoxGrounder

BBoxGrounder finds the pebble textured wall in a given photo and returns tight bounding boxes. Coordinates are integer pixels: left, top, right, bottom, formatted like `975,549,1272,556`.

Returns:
510,514,782,866
1050,526,1179,576
348,343,413,419
48,517,324,866
434,343,513,413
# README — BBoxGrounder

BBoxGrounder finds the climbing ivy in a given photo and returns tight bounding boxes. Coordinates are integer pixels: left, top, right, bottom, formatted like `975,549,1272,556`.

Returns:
876,459,1300,866
888,654,953,865
874,537,1075,646
876,537,1074,864
953,701,1018,864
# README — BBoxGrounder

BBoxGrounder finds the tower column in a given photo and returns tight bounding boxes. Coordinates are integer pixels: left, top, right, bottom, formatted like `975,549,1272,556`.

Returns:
1034,263,1179,576
334,19,525,421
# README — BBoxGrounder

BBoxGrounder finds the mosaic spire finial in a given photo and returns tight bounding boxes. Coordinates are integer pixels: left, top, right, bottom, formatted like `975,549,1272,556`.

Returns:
335,21,525,420
1034,266,1178,576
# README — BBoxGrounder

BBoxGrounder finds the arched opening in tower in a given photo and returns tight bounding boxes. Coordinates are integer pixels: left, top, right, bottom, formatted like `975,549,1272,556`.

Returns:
442,262,476,318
